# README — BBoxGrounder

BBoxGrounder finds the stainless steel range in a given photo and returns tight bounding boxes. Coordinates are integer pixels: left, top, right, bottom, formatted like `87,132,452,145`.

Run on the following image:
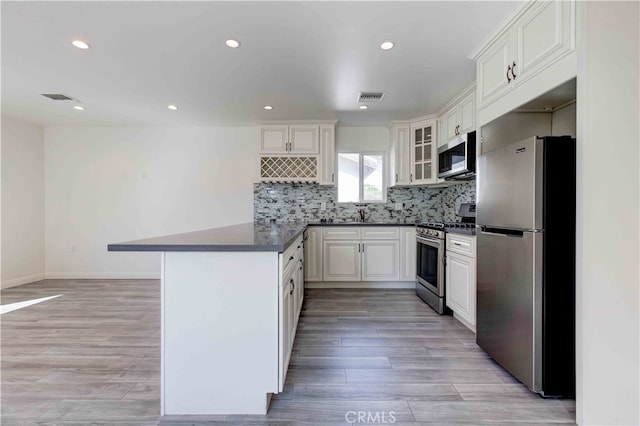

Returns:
415,203,476,314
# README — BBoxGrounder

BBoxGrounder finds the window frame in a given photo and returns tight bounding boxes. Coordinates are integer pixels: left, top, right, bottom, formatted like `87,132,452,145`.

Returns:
336,151,387,204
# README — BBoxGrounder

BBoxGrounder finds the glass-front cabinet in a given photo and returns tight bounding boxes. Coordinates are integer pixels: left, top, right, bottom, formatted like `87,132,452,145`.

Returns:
410,119,437,184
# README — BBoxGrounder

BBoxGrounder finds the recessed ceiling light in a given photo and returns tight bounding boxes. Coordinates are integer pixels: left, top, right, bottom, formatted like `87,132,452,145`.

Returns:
72,40,91,50
225,39,240,48
167,104,178,111
264,105,273,110
359,105,368,110
380,41,394,50
73,105,85,111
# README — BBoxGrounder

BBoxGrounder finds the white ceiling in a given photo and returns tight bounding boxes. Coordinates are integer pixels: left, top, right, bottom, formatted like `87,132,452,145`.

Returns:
1,1,518,127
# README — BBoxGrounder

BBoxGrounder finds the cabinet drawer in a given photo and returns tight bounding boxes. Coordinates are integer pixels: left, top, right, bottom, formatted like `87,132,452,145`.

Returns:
322,227,361,240
446,234,476,257
361,227,400,240
283,238,302,271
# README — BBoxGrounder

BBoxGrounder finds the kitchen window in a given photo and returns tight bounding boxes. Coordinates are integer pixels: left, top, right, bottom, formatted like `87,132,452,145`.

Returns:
337,152,386,203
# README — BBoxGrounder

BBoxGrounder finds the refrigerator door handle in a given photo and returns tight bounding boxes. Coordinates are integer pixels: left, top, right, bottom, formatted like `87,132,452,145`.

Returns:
480,226,526,237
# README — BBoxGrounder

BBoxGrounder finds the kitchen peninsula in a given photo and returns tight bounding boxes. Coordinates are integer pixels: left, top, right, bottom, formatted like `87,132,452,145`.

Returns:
108,221,417,416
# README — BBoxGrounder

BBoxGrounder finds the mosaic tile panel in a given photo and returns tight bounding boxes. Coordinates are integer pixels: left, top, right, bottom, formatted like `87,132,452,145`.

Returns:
253,181,476,224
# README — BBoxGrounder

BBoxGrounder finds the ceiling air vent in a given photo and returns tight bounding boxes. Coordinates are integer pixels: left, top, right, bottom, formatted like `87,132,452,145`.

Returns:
41,93,74,101
357,92,385,103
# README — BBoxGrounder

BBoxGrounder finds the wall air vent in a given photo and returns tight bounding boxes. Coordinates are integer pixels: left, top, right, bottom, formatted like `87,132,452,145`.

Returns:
41,93,74,101
357,92,385,103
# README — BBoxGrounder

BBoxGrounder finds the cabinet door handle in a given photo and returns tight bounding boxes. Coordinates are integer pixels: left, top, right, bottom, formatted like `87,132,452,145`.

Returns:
331,173,334,183
506,65,512,83
395,173,398,182
410,174,413,182
511,61,517,80
290,279,295,294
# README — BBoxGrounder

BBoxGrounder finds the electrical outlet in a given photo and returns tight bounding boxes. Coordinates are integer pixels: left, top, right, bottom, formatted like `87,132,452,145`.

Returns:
320,201,326,211
122,170,128,179
394,202,403,211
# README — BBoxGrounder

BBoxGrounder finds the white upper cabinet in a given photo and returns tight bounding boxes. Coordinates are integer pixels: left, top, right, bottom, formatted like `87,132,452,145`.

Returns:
514,0,575,85
438,91,476,147
318,124,336,185
261,125,289,154
474,0,575,112
289,125,319,154
476,30,515,110
410,120,437,185
260,124,319,154
389,124,411,186
458,93,476,135
441,107,459,145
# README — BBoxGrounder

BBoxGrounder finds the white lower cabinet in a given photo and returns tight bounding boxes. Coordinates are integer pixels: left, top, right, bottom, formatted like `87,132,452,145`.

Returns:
313,226,416,283
322,241,362,281
278,235,304,391
279,276,293,390
304,227,323,282
362,241,399,281
399,227,417,281
445,234,476,331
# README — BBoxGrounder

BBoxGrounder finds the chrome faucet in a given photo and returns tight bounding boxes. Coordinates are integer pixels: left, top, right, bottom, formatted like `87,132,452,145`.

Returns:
358,209,367,223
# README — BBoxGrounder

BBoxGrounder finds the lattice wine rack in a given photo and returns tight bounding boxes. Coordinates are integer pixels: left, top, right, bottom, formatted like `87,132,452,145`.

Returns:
260,156,318,182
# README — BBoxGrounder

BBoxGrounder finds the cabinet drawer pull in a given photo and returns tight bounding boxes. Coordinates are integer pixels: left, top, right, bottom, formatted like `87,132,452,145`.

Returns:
512,61,517,80
332,173,334,182
451,241,471,249
506,65,512,83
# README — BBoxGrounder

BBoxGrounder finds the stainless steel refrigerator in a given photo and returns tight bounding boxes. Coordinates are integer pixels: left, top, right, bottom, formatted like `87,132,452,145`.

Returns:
477,135,575,397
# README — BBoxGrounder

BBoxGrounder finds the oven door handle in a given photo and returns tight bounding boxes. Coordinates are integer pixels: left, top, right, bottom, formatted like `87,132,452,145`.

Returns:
416,235,442,246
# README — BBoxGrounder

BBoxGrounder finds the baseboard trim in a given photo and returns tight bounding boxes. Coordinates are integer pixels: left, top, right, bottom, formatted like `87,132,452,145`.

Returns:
306,281,416,289
44,272,160,280
453,312,476,333
1,273,45,290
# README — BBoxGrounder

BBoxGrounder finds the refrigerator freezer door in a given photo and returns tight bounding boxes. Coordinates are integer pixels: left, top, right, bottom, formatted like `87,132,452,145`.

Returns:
477,137,543,230
476,229,543,392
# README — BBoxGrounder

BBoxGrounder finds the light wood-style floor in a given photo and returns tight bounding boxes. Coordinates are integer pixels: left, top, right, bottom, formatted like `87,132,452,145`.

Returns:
1,280,575,425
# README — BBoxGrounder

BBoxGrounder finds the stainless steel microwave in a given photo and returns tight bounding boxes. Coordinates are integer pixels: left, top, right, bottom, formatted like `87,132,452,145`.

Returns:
438,131,476,180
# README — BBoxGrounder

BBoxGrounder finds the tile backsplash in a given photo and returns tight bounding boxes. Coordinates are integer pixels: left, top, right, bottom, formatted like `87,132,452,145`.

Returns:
254,181,476,224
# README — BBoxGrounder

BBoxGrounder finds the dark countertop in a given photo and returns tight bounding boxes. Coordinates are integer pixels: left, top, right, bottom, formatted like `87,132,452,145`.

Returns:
108,222,419,253
445,227,477,236
306,222,418,227
108,223,306,253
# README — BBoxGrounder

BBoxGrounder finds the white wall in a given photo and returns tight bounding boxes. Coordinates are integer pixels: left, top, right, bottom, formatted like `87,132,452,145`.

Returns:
44,127,259,278
1,116,45,288
551,102,576,137
480,112,552,154
336,126,390,152
576,2,639,424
